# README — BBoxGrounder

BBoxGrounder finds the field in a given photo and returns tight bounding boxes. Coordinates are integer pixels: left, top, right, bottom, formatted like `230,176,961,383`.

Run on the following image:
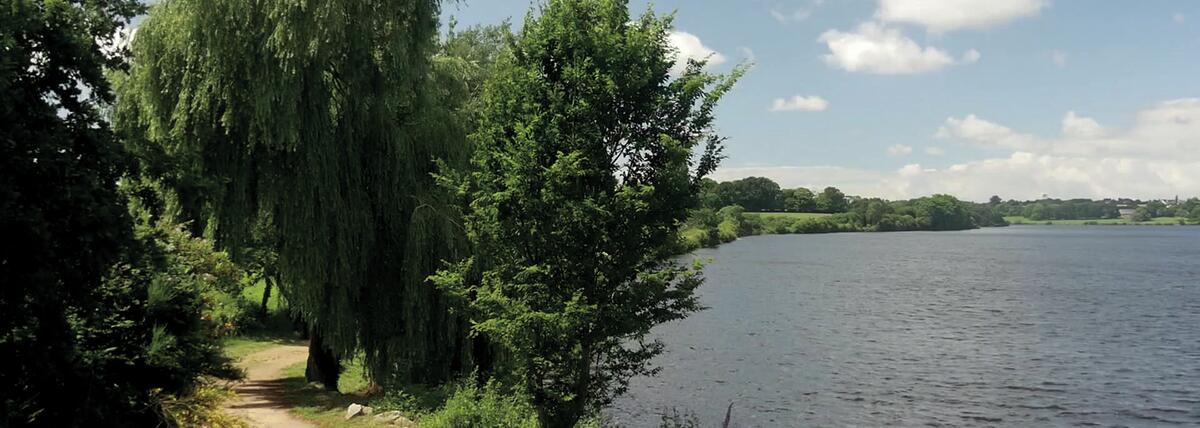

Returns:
746,212,834,220
1004,216,1190,225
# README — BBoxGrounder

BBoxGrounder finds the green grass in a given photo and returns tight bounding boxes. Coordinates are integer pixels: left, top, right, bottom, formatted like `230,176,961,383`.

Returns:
746,212,833,219
275,358,387,428
222,336,300,360
1004,216,1190,225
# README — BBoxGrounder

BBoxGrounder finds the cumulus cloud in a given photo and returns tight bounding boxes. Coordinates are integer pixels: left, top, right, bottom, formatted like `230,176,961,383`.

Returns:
770,95,829,112
878,0,1047,33
938,100,1200,160
1061,111,1107,139
925,146,946,156
819,22,967,74
887,144,913,156
719,99,1200,201
668,31,726,76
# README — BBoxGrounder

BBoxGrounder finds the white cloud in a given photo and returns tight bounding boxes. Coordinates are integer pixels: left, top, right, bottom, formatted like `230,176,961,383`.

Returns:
887,144,913,156
925,146,946,156
668,31,726,76
1051,50,1067,68
770,95,829,112
819,22,965,74
1174,12,1186,24
938,100,1200,160
935,114,1038,150
1061,111,1106,139
878,0,1047,33
721,99,1200,201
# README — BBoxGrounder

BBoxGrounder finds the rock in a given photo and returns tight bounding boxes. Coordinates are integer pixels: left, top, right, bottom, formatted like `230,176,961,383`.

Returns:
374,411,402,423
345,403,364,420
374,411,414,426
362,406,373,416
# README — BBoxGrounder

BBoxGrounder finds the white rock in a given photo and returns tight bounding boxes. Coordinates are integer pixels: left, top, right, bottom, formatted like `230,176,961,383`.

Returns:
345,403,364,420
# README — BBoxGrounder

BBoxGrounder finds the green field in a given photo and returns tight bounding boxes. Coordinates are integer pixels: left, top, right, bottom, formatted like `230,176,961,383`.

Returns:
746,212,834,220
1004,216,1190,225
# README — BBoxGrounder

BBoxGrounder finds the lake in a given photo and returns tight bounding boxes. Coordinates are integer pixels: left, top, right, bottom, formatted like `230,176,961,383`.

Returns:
608,226,1200,427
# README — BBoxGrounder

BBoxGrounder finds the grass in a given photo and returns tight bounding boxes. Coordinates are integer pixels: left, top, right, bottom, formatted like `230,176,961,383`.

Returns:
1004,216,1191,225
746,212,833,219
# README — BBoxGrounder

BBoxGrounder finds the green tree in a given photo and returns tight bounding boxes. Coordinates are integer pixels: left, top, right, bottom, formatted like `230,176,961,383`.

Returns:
1131,206,1154,222
432,1,743,425
989,195,1002,205
782,187,817,212
115,0,478,389
911,194,977,230
1,1,237,425
715,177,783,211
816,186,849,213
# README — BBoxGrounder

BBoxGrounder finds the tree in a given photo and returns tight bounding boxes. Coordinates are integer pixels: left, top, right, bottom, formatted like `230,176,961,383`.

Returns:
782,188,817,212
1131,207,1154,222
432,1,743,424
116,0,479,389
1,1,235,425
816,186,849,213
911,195,977,230
713,177,783,212
989,195,1002,206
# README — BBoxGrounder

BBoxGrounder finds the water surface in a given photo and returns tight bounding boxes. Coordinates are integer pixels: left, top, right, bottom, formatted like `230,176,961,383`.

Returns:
609,226,1200,427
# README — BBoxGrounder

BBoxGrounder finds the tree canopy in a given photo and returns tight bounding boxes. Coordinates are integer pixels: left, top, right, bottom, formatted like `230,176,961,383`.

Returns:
432,0,743,424
115,0,476,386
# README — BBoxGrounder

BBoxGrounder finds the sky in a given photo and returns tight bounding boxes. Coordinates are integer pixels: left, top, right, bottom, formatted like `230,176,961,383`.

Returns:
442,0,1200,202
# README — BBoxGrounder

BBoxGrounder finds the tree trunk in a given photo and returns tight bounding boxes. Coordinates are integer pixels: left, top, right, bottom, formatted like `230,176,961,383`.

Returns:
305,330,340,391
259,276,273,317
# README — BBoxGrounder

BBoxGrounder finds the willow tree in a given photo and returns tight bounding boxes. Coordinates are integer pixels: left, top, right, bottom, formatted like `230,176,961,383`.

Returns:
115,0,475,388
433,0,743,425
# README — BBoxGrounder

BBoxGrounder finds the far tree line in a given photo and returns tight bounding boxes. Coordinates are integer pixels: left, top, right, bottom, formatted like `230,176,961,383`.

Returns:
990,196,1200,222
703,176,1200,222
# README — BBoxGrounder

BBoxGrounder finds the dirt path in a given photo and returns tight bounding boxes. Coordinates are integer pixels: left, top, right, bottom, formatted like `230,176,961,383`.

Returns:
225,344,317,428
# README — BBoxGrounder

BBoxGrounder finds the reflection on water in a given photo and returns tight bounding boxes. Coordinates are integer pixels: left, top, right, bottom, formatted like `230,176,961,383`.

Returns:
609,226,1200,427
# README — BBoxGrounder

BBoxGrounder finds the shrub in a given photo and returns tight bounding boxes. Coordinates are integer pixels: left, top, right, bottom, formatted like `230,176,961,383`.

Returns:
421,380,538,428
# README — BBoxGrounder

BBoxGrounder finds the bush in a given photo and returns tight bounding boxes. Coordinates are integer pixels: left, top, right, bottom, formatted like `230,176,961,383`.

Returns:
421,380,539,428
155,381,248,428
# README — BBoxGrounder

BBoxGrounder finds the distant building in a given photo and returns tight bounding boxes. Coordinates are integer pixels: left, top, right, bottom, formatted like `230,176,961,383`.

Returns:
1118,208,1137,218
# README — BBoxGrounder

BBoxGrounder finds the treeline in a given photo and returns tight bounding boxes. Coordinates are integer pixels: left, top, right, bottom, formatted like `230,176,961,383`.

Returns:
699,177,850,213
677,191,1005,252
3,0,741,427
992,197,1200,222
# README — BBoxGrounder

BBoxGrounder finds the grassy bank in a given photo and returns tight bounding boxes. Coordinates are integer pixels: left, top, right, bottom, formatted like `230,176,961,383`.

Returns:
221,280,547,427
1004,216,1192,225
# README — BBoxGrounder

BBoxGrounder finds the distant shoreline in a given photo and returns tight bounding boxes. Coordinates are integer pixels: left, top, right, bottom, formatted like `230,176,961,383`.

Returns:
1003,216,1195,226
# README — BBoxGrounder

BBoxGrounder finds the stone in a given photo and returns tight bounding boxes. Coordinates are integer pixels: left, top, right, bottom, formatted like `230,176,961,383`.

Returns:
345,403,364,420
374,411,415,426
374,411,403,424
362,406,373,416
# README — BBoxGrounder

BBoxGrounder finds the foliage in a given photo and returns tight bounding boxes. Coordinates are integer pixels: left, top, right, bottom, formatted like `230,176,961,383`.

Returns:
0,0,196,425
155,380,248,428
115,0,482,386
432,0,743,425
711,177,783,212
782,187,817,212
815,187,849,213
420,379,539,428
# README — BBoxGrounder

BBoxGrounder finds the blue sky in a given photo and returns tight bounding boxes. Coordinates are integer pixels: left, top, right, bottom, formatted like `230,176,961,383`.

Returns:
443,0,1200,201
